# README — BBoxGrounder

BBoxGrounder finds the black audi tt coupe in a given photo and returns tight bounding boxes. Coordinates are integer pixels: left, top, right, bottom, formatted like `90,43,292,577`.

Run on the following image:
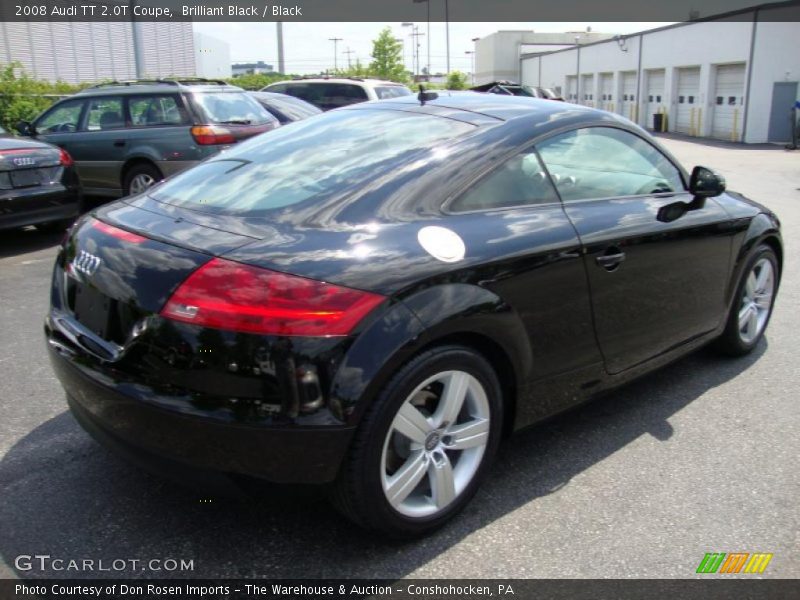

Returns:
46,92,782,537
0,124,81,232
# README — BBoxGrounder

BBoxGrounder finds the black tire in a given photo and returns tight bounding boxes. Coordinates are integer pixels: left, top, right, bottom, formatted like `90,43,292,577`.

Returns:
122,163,162,197
332,345,504,539
35,218,73,234
714,244,779,356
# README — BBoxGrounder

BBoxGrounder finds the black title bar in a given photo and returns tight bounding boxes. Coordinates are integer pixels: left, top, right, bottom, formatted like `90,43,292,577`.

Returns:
1,0,799,22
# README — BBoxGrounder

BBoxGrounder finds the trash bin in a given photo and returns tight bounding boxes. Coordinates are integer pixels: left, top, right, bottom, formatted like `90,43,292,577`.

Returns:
653,113,664,132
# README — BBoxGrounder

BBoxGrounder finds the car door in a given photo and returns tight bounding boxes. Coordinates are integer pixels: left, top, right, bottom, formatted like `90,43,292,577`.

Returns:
536,126,732,374
446,147,605,419
32,97,87,157
65,95,128,193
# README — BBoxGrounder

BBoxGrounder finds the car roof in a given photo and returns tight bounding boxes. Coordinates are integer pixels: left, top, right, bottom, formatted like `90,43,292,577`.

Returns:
74,79,245,96
351,91,600,123
268,78,407,87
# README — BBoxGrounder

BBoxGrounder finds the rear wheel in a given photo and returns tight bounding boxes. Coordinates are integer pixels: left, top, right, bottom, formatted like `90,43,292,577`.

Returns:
332,345,503,538
715,244,778,356
123,163,162,197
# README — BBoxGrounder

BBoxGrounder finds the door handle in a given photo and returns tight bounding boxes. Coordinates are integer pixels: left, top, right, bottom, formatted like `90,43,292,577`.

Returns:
113,140,126,147
596,249,626,270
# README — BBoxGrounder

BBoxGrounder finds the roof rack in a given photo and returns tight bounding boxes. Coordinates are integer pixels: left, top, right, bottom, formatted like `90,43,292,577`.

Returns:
289,75,367,82
87,77,229,89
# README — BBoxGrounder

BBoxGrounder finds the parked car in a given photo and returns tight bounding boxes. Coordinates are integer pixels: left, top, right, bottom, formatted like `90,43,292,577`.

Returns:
261,77,412,111
0,124,81,232
248,91,322,124
16,79,278,198
471,80,564,100
47,92,781,538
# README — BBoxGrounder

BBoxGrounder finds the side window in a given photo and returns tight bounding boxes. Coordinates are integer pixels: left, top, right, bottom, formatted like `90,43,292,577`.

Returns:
84,97,125,131
536,127,685,202
128,95,188,127
449,150,560,212
35,99,85,133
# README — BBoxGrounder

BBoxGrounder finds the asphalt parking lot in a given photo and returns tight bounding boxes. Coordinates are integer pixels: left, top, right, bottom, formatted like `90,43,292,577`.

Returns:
0,136,798,580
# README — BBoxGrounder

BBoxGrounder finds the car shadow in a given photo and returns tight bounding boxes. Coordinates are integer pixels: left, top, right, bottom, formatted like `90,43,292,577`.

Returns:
0,196,109,259
0,342,766,579
0,227,62,259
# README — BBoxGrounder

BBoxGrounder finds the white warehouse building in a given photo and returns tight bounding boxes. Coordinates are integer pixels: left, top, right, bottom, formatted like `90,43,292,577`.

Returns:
515,2,799,144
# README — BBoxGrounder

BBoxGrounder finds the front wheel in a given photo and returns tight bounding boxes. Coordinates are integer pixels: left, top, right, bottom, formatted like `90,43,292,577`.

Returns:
715,244,779,356
332,345,503,538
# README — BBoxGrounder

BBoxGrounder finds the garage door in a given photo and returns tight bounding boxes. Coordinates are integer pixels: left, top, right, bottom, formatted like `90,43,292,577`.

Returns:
566,75,578,103
646,70,666,130
621,71,637,121
599,73,614,112
581,74,594,107
676,67,701,135
711,63,746,141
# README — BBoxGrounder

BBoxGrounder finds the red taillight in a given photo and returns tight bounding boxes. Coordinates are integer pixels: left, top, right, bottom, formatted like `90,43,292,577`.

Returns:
91,218,147,244
59,148,74,167
190,125,236,145
160,258,385,337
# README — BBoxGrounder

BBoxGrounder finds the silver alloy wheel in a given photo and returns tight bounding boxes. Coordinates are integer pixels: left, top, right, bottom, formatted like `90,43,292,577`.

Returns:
129,173,156,194
380,370,490,518
738,257,775,344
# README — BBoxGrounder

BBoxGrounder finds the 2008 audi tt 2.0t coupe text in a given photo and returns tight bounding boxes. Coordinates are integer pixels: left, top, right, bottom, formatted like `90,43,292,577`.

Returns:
46,92,782,538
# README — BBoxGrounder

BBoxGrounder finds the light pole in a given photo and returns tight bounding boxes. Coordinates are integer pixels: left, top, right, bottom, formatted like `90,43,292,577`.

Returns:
344,47,355,70
465,51,474,84
574,35,581,105
328,37,343,72
276,22,285,74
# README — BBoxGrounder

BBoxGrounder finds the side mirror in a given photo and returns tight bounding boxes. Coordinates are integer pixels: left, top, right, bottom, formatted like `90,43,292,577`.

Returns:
15,121,33,136
689,166,726,198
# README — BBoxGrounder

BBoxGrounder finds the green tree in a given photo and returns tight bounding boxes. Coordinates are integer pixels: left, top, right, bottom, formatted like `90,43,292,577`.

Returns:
369,27,406,82
0,63,83,131
445,70,469,90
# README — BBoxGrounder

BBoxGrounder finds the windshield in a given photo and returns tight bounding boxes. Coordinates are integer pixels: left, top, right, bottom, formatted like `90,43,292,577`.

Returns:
151,109,476,215
192,92,273,125
375,86,412,99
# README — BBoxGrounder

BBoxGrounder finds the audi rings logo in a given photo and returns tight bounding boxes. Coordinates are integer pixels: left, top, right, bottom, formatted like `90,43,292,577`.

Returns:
71,250,102,277
12,156,35,167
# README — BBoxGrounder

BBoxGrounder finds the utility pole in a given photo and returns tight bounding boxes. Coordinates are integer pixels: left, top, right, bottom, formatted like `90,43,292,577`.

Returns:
276,22,285,74
328,37,343,72
445,0,450,74
344,47,355,70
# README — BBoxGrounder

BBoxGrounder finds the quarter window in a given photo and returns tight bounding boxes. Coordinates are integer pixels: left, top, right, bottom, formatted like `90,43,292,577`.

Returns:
536,127,685,202
449,150,559,212
35,99,85,133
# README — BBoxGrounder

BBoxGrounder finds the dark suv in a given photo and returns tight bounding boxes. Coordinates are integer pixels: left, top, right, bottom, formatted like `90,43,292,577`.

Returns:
16,79,277,197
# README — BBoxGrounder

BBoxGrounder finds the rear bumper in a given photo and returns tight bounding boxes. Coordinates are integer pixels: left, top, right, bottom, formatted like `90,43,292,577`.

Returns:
47,341,355,485
0,186,80,230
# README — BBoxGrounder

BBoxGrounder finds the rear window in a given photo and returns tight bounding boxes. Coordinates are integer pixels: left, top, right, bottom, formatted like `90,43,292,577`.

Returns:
375,86,412,99
150,109,476,215
279,83,369,110
252,93,321,122
192,92,272,125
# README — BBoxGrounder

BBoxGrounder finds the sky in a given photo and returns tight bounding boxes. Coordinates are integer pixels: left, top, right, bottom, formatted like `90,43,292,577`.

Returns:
193,22,672,75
